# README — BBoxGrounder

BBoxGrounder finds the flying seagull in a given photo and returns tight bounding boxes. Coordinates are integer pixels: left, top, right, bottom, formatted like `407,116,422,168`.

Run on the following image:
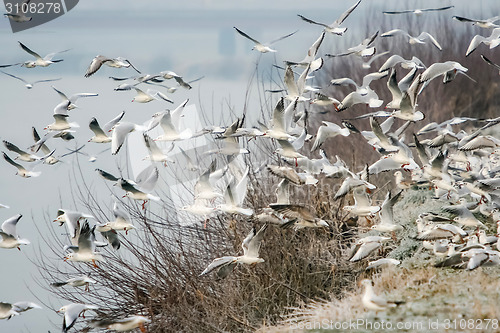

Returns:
85,55,140,77
383,6,454,16
233,27,297,53
0,70,61,89
200,224,268,278
297,0,362,35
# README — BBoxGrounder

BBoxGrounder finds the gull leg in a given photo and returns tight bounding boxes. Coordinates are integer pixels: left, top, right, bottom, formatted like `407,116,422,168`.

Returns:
139,323,147,333
142,200,147,210
391,231,397,242
203,218,209,229
92,260,99,269
17,246,21,251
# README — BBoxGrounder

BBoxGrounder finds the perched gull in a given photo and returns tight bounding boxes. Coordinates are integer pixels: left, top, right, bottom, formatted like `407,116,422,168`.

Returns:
361,279,399,312
297,0,361,35
0,214,30,250
0,70,60,89
92,315,151,332
452,15,500,29
233,27,297,53
51,275,97,291
381,29,442,51
200,224,268,278
0,301,41,320
57,303,98,333
16,41,69,68
465,28,500,56
269,204,328,229
85,55,140,77
382,6,453,16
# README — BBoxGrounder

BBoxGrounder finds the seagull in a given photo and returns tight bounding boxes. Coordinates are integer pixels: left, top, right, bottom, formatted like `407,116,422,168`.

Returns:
2,152,41,178
143,133,174,165
269,204,328,229
85,55,140,77
297,0,361,35
443,199,485,228
453,15,500,29
31,127,60,165
419,61,469,85
0,214,30,250
17,41,69,68
52,86,98,115
193,160,225,200
263,97,295,140
349,236,391,262
3,0,31,22
275,139,306,167
378,54,425,73
57,303,98,333
64,220,105,266
465,28,500,56
284,31,325,72
153,100,193,141
382,6,454,16
326,31,378,57
91,315,151,332
343,187,381,217
45,114,79,132
200,224,268,278
0,301,41,320
0,70,60,89
51,275,97,291
217,167,253,216
131,87,173,103
381,29,442,51
88,111,125,143
96,202,135,234
360,279,399,312
119,166,160,206
366,258,401,270
233,27,297,53
3,140,41,162
111,122,146,155
53,209,95,246
371,191,403,233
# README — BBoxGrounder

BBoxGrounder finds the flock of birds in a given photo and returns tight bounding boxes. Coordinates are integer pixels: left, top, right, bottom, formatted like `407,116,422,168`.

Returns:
1,0,500,331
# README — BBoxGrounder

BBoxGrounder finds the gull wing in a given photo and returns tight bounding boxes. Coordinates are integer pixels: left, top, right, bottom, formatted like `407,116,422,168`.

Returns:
200,256,237,276
243,224,268,257
18,41,41,59
334,0,362,26
269,30,298,45
85,55,112,78
1,214,22,237
95,168,119,182
135,165,158,193
3,152,27,173
233,27,261,45
297,14,329,28
89,118,107,137
269,204,315,222
0,70,27,84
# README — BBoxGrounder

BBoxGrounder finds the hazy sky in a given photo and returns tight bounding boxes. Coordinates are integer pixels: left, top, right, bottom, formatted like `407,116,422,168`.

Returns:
0,0,494,331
